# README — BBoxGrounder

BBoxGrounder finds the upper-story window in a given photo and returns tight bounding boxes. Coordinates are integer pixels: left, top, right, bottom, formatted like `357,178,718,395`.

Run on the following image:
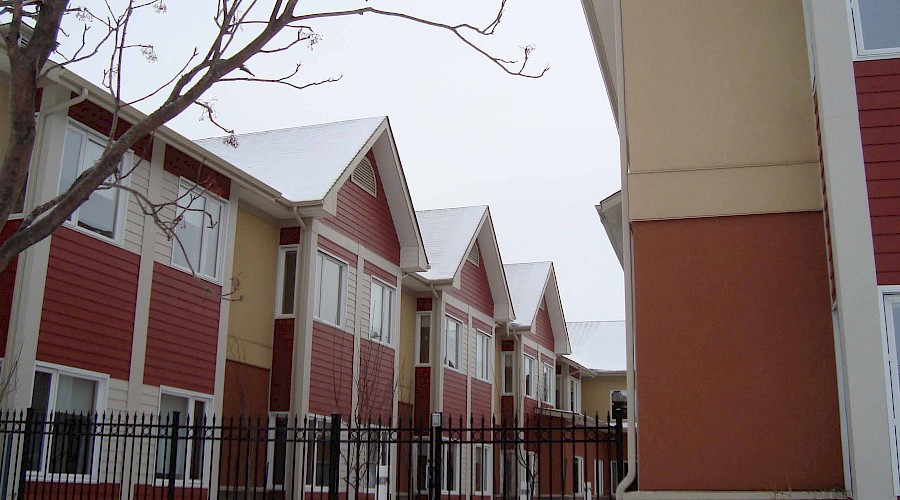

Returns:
523,355,536,399
501,352,514,395
541,362,555,405
475,331,491,381
369,280,395,344
416,313,431,365
275,246,298,317
59,125,131,241
314,252,347,327
172,181,227,280
570,378,582,413
444,317,462,370
850,0,900,59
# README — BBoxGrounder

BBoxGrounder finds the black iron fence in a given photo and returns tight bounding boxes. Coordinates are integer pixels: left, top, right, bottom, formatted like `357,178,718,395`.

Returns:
0,409,623,499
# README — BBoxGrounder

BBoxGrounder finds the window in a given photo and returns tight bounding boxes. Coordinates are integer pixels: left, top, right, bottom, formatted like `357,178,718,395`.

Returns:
416,313,431,365
155,391,209,482
850,0,900,58
363,428,390,490
570,378,582,413
594,460,604,497
275,246,298,316
475,331,491,381
26,365,105,476
473,444,492,494
523,355,536,398
58,125,131,240
502,352,514,395
314,252,346,326
268,413,289,489
172,181,226,280
369,280,395,344
555,374,563,410
444,317,461,370
541,363,555,405
442,441,460,493
573,456,584,495
306,415,333,489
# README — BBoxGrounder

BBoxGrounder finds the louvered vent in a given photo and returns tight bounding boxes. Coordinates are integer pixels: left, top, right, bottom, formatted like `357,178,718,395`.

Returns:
18,32,30,47
467,243,480,266
351,157,377,197
540,298,546,310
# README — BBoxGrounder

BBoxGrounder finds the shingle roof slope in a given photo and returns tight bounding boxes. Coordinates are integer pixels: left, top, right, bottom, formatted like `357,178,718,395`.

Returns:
415,206,487,281
564,320,626,372
504,262,552,328
195,117,384,203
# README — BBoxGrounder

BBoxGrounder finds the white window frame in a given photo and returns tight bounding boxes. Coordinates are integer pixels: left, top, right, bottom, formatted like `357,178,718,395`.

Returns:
27,362,109,481
523,355,537,399
444,316,462,371
361,427,391,492
847,0,900,60
154,386,212,486
275,245,298,318
415,313,432,366
305,414,335,491
610,460,634,492
570,377,582,413
368,278,396,346
58,122,132,244
472,443,493,495
541,362,555,405
266,412,289,490
441,440,461,494
475,331,492,381
171,179,228,282
573,455,585,495
502,352,514,395
594,459,604,497
878,286,900,494
314,251,348,328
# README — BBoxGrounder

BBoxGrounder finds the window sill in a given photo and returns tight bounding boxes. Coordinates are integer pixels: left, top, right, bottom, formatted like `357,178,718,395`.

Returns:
313,317,347,331
444,364,464,375
169,260,223,286
274,313,296,320
473,376,492,383
854,50,900,62
62,220,125,249
364,336,394,349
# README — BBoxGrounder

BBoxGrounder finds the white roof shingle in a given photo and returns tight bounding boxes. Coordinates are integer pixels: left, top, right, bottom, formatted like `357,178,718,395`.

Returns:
195,117,385,203
504,262,552,329
564,321,626,373
415,206,487,282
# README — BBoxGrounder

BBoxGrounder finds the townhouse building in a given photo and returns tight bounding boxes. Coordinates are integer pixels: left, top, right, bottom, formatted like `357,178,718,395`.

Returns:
564,321,626,422
583,1,900,498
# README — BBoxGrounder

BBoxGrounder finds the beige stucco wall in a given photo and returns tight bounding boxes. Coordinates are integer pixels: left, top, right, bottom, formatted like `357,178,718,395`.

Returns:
582,374,626,421
398,289,417,405
622,0,822,220
226,205,279,369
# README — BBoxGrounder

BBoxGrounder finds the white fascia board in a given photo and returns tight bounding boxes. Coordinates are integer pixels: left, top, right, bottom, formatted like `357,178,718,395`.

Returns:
597,190,624,267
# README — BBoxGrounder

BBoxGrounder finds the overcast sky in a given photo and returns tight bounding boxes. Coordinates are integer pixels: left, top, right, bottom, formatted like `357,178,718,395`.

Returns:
55,0,624,321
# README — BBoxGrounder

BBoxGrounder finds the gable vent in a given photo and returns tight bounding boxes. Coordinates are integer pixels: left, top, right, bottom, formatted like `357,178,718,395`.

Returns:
351,157,377,197
17,32,30,47
467,243,480,266
540,297,546,310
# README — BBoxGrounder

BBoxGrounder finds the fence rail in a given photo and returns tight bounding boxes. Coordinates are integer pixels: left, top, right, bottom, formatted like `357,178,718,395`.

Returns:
0,409,623,500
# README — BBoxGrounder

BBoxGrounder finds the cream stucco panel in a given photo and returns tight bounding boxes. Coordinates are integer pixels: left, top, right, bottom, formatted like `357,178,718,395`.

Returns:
398,290,417,405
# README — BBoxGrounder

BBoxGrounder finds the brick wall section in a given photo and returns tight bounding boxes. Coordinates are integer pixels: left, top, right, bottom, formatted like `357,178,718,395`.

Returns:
308,321,354,417
145,262,220,394
270,318,294,412
37,227,139,379
322,151,401,264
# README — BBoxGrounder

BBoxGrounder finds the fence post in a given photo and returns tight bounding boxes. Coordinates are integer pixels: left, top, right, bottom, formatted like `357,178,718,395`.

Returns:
167,412,180,500
328,413,341,500
16,409,35,500
429,412,442,500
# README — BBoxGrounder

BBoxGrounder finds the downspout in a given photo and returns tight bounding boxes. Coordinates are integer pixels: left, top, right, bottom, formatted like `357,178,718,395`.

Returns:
613,0,637,498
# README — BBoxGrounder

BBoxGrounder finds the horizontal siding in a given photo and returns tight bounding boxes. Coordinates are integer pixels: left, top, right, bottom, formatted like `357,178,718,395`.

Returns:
414,367,431,427
358,339,395,423
163,144,231,199
68,99,153,162
534,304,555,352
445,304,468,322
107,378,129,413
471,379,492,421
270,318,294,412
472,318,492,333
280,226,301,245
321,152,401,265
223,360,270,418
523,396,539,418
317,235,357,264
123,160,150,254
443,369,467,420
447,247,494,317
364,260,398,286
154,172,178,264
0,219,22,357
856,58,900,285
38,228,139,379
308,321,354,416
144,262,220,394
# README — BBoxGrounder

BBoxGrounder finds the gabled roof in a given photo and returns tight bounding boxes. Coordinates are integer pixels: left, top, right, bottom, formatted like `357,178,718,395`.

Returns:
504,261,571,354
565,320,626,374
196,117,428,272
414,206,514,322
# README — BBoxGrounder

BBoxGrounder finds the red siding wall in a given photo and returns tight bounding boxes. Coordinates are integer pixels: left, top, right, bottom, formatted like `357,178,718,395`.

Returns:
309,321,354,417
68,99,153,162
534,302,555,352
358,339,395,422
38,228,139,379
223,360,270,418
322,152,401,264
0,219,22,357
163,145,231,199
523,395,539,418
856,59,900,284
417,297,432,312
270,318,294,412
364,261,397,285
448,246,494,317
318,236,357,265
500,395,515,420
145,262,220,393
415,366,431,426
445,304,468,323
471,379,492,420
443,369,467,420
280,227,301,246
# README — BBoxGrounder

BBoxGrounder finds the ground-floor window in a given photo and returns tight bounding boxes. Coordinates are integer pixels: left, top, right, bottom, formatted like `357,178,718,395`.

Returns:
268,413,289,489
306,415,333,489
155,388,210,483
473,443,492,494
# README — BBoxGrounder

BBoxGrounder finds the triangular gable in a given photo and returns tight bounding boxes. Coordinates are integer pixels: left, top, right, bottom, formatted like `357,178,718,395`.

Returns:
506,262,571,354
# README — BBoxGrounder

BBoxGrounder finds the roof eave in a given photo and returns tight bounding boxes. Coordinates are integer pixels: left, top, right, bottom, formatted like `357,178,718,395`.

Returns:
597,190,624,267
